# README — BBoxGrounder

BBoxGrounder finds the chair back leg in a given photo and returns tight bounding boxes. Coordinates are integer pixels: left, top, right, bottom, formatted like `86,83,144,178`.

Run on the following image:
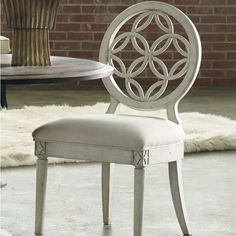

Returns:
134,167,145,236
102,163,114,225
169,160,191,235
35,158,48,236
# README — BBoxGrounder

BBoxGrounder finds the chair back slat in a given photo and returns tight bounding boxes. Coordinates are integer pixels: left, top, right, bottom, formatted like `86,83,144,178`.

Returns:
99,1,201,112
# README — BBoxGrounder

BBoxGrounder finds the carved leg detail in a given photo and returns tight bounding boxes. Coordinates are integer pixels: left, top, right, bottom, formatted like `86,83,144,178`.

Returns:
102,162,114,225
169,160,191,236
35,158,48,236
134,167,145,236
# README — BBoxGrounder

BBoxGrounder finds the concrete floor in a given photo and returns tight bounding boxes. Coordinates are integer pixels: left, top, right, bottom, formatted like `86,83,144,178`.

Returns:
1,87,236,235
5,86,236,119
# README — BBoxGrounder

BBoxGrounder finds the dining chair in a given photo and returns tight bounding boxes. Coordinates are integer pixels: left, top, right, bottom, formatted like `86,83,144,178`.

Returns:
33,1,201,236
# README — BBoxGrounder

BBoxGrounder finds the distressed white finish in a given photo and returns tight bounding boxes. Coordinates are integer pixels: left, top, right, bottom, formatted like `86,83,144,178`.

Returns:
99,2,201,114
102,163,114,225
35,160,48,235
34,142,48,236
169,160,191,235
33,1,201,236
134,167,145,236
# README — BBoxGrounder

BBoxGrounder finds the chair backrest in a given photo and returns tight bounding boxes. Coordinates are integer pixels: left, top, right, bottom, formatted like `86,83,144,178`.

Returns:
99,1,201,122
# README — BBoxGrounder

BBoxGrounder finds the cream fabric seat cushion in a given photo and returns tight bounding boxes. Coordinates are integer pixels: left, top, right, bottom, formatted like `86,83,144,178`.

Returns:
33,114,185,150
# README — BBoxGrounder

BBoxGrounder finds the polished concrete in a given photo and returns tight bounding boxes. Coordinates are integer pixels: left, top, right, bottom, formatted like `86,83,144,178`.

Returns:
1,152,236,236
1,88,236,235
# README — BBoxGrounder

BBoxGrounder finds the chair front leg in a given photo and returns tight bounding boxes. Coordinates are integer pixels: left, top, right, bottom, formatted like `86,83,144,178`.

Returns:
168,160,191,236
35,157,48,236
134,167,145,236
102,162,114,225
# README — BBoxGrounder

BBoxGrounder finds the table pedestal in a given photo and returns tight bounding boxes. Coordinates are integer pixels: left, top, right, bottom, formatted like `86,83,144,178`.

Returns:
1,84,7,108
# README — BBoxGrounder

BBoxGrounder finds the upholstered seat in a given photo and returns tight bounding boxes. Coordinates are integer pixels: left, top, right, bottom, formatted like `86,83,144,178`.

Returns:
33,115,184,150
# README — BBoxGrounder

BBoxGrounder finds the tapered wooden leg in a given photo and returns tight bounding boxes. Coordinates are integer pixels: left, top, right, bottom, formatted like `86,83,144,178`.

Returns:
134,167,145,236
102,163,114,225
169,160,191,236
35,158,48,236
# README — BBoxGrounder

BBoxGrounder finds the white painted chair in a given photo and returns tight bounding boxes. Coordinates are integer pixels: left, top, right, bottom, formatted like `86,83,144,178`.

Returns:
33,2,201,236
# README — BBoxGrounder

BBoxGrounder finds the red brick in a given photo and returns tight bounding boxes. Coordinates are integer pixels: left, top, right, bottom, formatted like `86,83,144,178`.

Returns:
212,79,230,87
82,5,107,13
49,32,67,40
69,15,94,22
195,24,213,32
213,43,236,51
51,51,68,57
94,33,105,41
227,34,236,42
227,16,236,24
56,23,80,31
174,0,200,4
201,70,224,78
202,52,226,60
212,24,228,32
188,6,213,14
214,7,236,14
202,0,226,5
193,79,212,87
108,6,127,13
81,42,101,50
54,42,81,50
56,15,69,22
200,61,213,69
226,70,236,79
68,32,93,40
227,0,236,4
227,52,236,60
1,0,235,87
69,51,95,59
63,6,81,13
201,34,226,42
90,24,109,32
201,16,226,23
213,61,236,69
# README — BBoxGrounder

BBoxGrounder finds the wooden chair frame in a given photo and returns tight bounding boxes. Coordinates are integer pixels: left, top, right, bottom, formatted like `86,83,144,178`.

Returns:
34,2,201,236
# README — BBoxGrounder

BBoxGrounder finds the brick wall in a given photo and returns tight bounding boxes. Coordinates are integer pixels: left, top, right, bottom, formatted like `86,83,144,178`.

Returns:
1,0,236,88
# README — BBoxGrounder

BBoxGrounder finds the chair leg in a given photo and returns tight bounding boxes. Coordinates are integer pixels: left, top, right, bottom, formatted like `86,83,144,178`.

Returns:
102,162,114,225
168,160,191,236
35,158,48,236
134,167,145,236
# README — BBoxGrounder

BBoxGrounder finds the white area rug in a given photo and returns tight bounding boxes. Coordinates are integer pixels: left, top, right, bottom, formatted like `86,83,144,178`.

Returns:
1,103,236,168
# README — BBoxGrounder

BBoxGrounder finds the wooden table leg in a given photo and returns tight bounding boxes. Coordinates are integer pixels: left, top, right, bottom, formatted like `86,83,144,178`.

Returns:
1,83,8,108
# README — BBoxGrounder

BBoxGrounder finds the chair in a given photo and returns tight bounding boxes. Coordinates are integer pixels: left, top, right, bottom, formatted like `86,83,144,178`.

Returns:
33,1,201,236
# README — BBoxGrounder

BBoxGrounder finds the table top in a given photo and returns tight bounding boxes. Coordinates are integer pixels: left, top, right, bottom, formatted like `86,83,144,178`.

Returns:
0,54,113,84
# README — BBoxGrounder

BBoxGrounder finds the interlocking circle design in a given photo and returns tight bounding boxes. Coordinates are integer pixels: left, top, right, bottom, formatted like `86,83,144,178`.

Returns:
108,11,191,102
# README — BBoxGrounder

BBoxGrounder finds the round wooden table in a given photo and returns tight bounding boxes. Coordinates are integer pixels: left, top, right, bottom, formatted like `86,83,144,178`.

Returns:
0,54,113,108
